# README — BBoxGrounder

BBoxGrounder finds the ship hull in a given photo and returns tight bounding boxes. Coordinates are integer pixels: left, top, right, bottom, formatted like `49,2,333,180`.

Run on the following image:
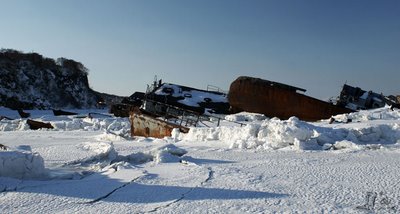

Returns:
228,77,353,121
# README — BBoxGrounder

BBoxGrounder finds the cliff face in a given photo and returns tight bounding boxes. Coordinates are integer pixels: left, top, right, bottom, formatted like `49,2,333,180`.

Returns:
0,49,102,109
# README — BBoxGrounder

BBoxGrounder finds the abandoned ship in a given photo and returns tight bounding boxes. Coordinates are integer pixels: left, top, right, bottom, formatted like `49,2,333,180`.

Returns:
117,78,230,138
113,76,398,138
228,76,354,121
336,84,387,111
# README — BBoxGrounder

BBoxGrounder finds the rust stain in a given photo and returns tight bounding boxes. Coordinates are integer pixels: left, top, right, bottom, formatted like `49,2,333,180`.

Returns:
130,110,189,138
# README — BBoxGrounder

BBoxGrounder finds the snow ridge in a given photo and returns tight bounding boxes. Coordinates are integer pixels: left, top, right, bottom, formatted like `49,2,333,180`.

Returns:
180,107,400,151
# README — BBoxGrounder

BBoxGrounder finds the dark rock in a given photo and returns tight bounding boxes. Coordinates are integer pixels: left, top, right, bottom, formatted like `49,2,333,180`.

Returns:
0,49,122,109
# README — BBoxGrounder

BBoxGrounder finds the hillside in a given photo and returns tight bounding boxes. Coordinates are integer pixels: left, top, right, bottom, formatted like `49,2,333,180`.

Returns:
0,49,122,109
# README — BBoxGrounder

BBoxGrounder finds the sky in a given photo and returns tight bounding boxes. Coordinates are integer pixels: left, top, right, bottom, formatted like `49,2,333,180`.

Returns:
0,0,399,99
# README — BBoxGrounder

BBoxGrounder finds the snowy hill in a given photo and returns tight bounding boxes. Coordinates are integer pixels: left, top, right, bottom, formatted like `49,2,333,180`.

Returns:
0,49,119,109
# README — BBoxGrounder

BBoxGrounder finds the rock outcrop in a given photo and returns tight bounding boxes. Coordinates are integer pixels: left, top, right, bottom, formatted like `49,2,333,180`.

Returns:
0,49,119,109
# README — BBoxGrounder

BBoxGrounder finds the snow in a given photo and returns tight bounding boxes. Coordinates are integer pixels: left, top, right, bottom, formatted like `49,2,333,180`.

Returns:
0,108,130,132
180,112,400,151
154,83,227,107
1,106,400,213
0,149,47,179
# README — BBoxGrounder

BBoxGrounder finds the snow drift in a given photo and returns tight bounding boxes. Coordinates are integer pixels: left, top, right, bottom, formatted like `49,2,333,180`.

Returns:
0,148,47,179
179,107,400,151
1,106,400,153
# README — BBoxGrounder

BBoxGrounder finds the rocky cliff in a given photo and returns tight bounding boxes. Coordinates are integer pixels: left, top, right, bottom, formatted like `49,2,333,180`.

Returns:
0,49,119,109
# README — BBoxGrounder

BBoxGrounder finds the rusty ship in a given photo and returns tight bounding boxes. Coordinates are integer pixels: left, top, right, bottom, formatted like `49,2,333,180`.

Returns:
228,76,353,121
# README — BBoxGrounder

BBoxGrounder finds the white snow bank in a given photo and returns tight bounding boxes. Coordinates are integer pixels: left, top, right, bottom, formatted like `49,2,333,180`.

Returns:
70,142,118,167
224,112,267,122
0,107,130,133
181,117,317,150
332,106,400,122
180,111,400,151
0,119,29,131
0,148,47,179
0,115,130,136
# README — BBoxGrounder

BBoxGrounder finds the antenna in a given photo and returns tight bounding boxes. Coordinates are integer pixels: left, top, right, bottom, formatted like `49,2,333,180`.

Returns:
153,75,158,89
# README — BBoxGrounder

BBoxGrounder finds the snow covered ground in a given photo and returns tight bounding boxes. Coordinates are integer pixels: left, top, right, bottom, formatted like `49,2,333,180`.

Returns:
1,106,400,213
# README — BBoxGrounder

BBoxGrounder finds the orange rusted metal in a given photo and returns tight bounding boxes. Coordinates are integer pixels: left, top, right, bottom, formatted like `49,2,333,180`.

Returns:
129,110,189,138
228,76,353,121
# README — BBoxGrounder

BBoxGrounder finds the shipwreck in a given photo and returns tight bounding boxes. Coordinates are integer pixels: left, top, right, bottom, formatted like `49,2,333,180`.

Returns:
130,108,190,138
228,76,353,121
336,84,388,111
125,76,398,138
125,78,231,138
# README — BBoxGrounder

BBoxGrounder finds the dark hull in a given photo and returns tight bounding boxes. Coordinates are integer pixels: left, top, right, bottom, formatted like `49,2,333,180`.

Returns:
228,77,353,121
53,109,77,116
17,109,30,118
27,119,54,130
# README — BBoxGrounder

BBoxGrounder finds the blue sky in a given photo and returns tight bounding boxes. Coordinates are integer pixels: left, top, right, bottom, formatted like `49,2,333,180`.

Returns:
1,0,399,99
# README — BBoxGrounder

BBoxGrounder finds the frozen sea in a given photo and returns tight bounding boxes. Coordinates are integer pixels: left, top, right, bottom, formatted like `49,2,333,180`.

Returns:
1,106,400,213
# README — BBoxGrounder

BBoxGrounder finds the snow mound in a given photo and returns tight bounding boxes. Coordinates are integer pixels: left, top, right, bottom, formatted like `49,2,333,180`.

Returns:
225,112,267,122
181,117,316,150
0,119,29,131
151,144,188,164
115,144,188,165
75,142,117,164
0,148,47,179
180,113,400,151
332,140,361,150
257,117,314,149
0,116,130,134
332,106,400,122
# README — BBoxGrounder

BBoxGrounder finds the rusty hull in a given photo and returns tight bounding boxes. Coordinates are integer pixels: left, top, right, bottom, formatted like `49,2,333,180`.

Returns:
27,119,54,130
228,76,353,121
130,110,189,138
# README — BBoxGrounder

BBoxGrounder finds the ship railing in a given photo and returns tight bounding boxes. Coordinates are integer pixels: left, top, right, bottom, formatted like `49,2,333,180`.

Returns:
141,99,245,128
207,85,227,94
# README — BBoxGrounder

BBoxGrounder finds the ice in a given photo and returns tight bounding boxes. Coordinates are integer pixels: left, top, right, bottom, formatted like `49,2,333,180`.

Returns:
181,109,400,151
1,106,400,212
0,149,47,179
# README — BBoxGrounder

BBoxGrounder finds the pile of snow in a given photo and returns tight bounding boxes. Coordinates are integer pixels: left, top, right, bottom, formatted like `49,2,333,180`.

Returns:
151,144,187,164
116,144,188,165
0,108,130,136
74,142,118,165
179,108,400,151
0,147,47,179
180,117,317,150
332,106,400,122
224,112,267,122
0,117,130,134
330,140,361,150
0,119,28,131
